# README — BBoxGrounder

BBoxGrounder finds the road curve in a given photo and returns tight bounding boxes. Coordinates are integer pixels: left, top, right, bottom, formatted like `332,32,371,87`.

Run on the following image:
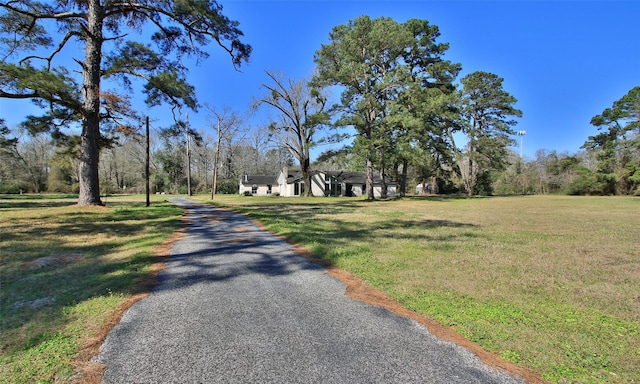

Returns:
95,197,525,383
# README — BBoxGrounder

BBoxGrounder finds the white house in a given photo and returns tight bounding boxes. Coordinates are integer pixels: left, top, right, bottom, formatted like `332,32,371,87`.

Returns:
277,167,305,197
311,170,397,198
238,175,278,196
241,167,396,197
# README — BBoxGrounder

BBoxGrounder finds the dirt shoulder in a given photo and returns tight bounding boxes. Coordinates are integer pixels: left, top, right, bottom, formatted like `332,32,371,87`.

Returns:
76,203,546,384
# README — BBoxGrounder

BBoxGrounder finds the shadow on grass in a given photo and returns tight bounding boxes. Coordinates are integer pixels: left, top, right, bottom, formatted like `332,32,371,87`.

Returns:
213,198,478,269
0,200,182,356
1,196,477,376
401,194,484,202
0,194,78,200
0,204,179,245
2,198,355,358
0,194,157,210
150,206,328,293
0,194,78,209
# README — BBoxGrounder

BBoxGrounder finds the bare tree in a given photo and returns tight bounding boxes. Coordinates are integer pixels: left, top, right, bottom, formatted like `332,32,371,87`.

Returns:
253,70,329,196
0,129,52,193
192,132,215,193
205,105,243,198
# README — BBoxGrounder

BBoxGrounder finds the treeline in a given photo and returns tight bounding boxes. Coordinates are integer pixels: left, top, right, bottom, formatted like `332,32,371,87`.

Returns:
1,6,638,198
1,83,638,197
1,104,638,197
0,119,294,195
308,17,639,198
506,85,639,197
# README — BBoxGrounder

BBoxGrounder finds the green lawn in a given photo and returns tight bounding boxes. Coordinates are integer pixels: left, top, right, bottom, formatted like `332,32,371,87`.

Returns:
0,194,183,383
199,194,640,384
2,193,638,383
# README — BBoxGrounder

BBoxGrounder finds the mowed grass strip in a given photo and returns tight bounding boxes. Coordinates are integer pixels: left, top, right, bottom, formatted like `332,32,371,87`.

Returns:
0,194,183,383
202,194,640,384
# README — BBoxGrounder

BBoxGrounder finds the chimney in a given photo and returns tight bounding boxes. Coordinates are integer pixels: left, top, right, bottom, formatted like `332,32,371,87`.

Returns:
244,174,248,182
283,166,288,179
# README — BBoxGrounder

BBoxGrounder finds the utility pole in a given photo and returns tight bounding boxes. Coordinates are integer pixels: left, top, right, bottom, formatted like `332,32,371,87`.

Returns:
145,116,150,207
186,112,192,196
211,116,221,200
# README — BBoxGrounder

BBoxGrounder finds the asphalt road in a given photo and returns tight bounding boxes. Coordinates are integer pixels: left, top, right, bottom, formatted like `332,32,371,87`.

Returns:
95,197,525,383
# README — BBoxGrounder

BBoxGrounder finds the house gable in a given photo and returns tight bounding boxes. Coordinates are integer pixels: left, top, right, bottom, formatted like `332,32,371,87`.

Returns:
239,175,277,196
244,168,397,197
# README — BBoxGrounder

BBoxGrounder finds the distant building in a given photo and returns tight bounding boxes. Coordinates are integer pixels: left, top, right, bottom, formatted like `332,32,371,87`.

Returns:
309,170,396,198
239,167,396,197
238,175,277,196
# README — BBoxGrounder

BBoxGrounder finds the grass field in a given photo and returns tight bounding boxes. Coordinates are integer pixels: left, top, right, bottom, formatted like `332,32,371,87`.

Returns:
197,194,640,384
1,194,638,383
0,194,183,383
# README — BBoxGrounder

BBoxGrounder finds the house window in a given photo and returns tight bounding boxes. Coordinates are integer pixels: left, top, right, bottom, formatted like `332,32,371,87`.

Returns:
294,182,304,196
325,176,341,196
252,184,258,195
330,181,341,196
267,184,272,194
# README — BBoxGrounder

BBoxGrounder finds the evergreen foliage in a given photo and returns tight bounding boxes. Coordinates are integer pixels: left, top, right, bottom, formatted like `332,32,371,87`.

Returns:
2,7,637,196
0,0,251,205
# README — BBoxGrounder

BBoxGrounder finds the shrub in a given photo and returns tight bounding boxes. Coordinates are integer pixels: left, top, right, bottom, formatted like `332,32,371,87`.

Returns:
216,179,238,194
565,171,601,195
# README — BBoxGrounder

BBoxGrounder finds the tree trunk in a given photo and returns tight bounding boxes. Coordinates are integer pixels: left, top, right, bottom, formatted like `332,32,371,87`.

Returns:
465,152,472,195
377,147,388,198
78,1,104,206
464,157,475,196
365,122,375,200
211,131,221,199
365,157,374,200
399,159,408,197
380,168,388,198
302,156,312,197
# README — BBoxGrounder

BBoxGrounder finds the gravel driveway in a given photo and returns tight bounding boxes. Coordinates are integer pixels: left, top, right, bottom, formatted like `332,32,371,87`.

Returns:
94,197,525,383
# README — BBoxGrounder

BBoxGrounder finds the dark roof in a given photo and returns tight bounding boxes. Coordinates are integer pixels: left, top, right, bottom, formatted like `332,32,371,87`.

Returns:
323,171,396,185
240,175,277,185
241,169,396,186
285,168,304,183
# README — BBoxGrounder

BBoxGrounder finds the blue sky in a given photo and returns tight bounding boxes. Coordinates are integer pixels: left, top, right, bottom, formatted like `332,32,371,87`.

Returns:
2,0,639,160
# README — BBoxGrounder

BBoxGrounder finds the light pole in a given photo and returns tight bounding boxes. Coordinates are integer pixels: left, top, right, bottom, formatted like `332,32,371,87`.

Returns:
517,130,526,158
517,130,527,194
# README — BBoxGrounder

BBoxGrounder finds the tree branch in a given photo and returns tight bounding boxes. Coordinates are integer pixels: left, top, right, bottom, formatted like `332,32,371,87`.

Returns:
0,89,38,99
0,3,86,21
20,31,81,69
105,1,248,70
